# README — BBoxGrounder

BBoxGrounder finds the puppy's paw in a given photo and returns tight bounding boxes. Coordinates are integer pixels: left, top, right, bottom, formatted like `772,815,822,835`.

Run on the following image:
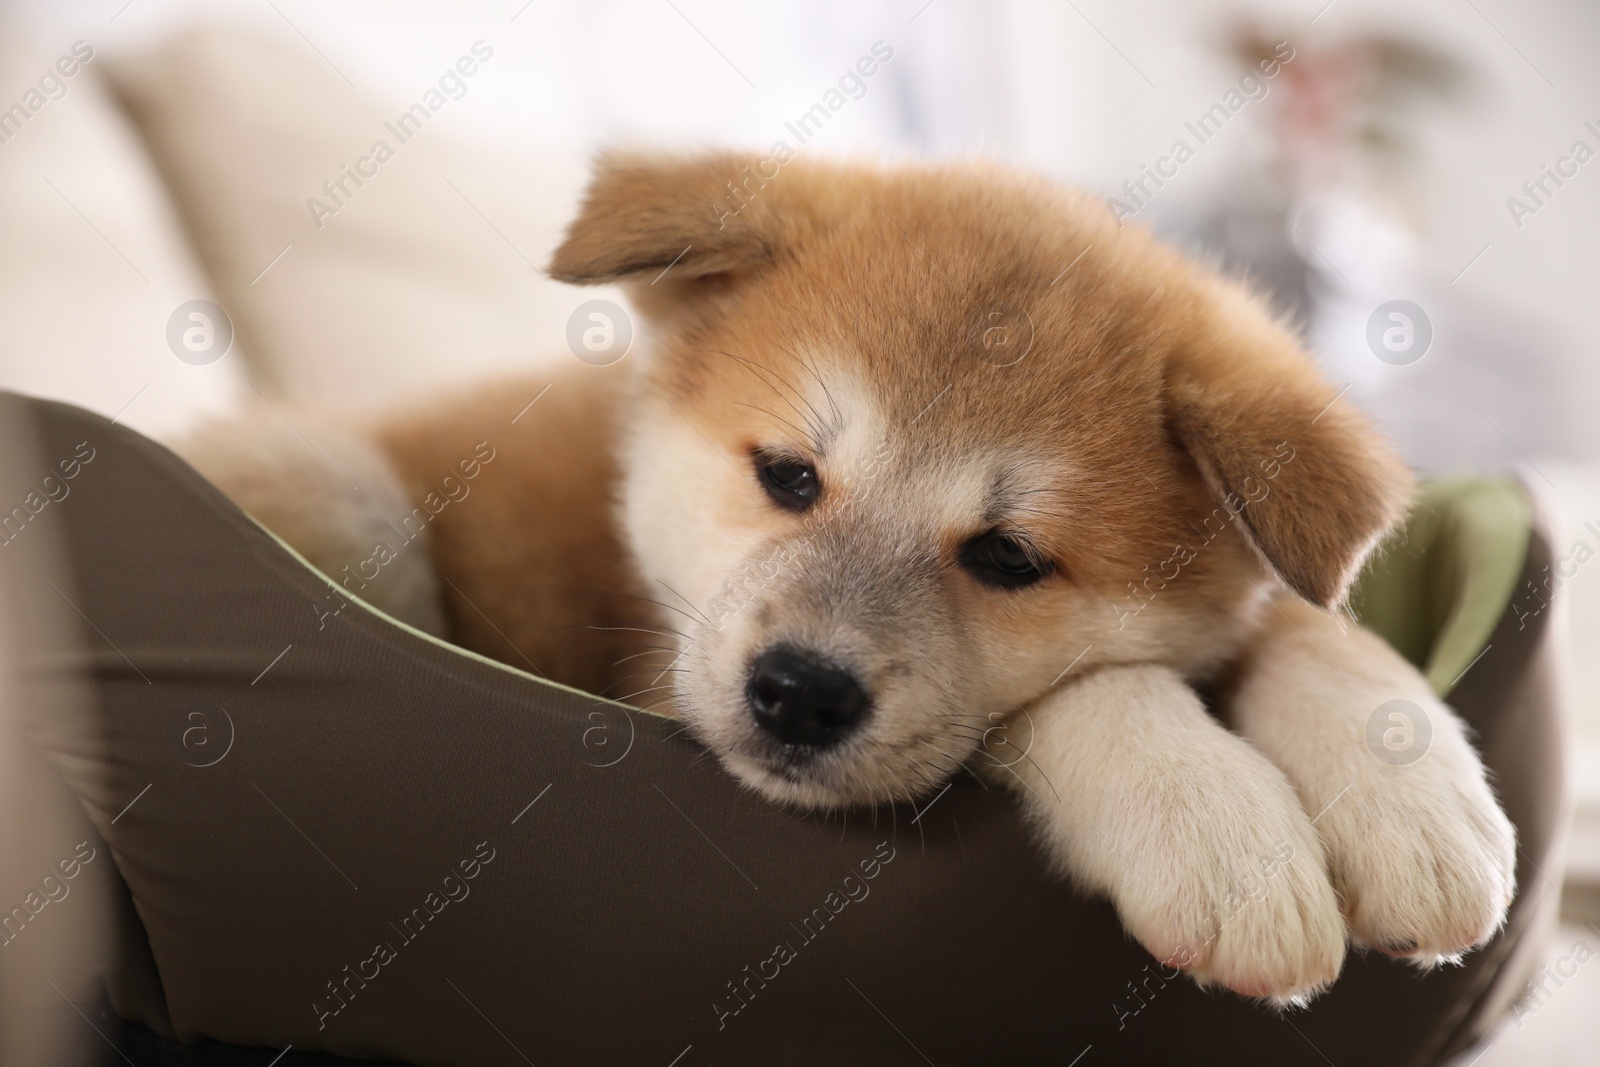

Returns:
1003,664,1346,1003
1316,714,1517,964
1111,759,1346,1003
1225,598,1519,968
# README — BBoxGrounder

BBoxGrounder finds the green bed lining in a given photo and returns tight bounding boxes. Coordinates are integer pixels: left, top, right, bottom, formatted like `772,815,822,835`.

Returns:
1350,477,1531,697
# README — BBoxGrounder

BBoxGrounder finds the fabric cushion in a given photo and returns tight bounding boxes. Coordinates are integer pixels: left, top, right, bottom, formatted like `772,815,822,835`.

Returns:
102,24,622,413
1352,477,1532,696
0,27,247,438
5,392,1565,1066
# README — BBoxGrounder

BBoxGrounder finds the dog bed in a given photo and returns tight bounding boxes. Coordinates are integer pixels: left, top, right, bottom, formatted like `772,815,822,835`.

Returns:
1,391,1567,1066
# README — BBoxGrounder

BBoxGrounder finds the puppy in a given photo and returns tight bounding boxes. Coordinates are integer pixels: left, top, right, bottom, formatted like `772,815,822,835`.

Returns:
182,152,1516,1003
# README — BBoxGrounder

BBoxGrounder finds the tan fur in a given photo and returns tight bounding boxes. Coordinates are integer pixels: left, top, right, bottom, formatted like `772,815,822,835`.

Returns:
189,152,1513,1004
367,365,653,693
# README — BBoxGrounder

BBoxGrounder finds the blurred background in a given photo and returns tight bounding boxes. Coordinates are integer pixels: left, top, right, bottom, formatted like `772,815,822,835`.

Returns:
0,0,1595,1058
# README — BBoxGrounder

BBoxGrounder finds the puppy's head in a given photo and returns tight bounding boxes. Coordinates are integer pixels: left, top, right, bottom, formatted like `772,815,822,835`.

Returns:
551,151,1413,808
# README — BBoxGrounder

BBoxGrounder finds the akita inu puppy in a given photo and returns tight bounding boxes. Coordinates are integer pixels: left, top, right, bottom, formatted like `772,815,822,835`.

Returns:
184,152,1515,1002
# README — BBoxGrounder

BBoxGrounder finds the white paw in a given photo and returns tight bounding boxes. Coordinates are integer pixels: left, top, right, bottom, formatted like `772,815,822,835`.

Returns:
1222,600,1519,972
1000,663,1347,1002
1315,712,1517,963
1109,753,1346,1002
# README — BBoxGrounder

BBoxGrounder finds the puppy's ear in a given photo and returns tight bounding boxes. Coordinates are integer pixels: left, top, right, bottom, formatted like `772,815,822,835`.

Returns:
1166,307,1415,609
548,150,788,285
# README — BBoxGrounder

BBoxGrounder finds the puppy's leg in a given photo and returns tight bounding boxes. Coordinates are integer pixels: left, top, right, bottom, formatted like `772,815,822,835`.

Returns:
985,664,1345,1001
1227,598,1516,962
173,414,448,637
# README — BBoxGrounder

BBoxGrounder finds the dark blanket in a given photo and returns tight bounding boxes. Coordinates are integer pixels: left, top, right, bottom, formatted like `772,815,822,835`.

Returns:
0,393,1566,1067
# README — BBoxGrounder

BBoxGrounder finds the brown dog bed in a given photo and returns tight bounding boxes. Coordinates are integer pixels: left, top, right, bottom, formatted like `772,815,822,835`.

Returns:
1,391,1567,1066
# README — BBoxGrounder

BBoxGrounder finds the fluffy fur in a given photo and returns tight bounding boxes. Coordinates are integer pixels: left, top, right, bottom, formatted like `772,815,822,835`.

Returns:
182,152,1515,1003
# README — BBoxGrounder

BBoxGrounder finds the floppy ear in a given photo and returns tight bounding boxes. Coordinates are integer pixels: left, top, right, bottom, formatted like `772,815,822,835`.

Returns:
1166,310,1415,609
548,150,792,285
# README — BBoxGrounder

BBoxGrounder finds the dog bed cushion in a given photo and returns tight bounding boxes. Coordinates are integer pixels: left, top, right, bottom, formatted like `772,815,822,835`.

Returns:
2,392,1566,1067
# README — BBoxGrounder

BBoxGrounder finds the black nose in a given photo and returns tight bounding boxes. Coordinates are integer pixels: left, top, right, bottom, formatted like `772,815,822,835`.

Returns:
746,646,870,748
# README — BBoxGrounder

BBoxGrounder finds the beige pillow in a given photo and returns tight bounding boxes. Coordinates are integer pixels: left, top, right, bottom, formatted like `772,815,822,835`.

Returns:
104,23,618,412
0,28,248,438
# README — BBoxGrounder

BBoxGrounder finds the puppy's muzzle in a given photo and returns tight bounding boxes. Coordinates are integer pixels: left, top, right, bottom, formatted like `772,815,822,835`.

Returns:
745,645,870,749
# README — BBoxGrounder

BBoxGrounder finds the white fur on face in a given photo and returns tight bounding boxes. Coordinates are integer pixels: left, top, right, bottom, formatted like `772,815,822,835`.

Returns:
620,365,1140,805
620,370,972,806
620,357,1272,808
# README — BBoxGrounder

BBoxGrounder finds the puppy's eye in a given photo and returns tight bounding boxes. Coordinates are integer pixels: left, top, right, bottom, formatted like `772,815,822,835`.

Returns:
960,531,1053,588
756,453,819,511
